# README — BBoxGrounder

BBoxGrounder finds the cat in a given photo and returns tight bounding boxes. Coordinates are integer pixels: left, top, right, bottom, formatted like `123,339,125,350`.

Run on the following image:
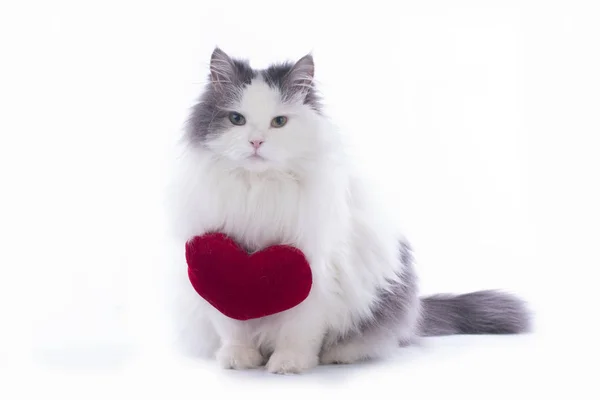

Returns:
166,47,531,374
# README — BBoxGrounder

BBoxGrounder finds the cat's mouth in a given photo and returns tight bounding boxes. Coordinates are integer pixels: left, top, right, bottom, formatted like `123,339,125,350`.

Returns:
248,154,265,161
242,153,271,172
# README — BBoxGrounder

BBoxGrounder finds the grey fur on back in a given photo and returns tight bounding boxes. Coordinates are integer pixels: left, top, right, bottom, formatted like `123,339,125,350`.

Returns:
419,290,531,336
322,240,530,364
360,241,530,341
354,238,530,343
332,239,530,349
356,240,420,340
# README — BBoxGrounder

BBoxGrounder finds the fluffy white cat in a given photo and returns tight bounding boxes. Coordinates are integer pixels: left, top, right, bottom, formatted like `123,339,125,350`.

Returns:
166,48,529,374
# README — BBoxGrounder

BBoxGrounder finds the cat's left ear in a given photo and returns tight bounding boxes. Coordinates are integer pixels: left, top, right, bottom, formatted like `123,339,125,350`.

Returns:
210,47,236,90
284,54,315,100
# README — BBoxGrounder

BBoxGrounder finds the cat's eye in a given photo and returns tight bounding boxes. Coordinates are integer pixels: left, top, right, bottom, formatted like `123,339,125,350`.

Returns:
228,112,246,126
271,116,288,128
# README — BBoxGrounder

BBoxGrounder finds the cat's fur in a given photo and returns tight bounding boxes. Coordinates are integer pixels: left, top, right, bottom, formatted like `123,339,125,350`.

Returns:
167,48,530,374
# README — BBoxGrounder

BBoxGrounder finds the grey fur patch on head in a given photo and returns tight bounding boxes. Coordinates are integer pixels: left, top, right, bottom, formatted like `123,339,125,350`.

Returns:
209,47,255,89
186,47,256,145
262,55,321,112
186,48,322,145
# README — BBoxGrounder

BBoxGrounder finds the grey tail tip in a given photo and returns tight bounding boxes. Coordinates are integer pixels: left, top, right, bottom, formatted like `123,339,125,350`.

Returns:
419,289,532,337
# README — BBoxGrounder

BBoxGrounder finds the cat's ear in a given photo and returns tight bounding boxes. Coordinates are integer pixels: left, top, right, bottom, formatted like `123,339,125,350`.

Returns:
210,47,236,88
284,54,315,99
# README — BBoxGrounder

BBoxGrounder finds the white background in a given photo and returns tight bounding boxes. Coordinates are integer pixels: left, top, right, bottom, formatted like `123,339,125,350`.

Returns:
1,0,599,398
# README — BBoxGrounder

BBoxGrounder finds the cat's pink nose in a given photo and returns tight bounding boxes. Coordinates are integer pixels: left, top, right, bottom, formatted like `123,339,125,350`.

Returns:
249,140,264,149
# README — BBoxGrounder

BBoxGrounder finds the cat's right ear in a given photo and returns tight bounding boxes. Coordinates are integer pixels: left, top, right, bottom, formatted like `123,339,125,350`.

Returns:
210,47,235,89
281,54,315,103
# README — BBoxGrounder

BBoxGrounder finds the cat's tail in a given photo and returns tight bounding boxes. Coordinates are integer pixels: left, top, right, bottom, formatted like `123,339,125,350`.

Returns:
418,290,531,336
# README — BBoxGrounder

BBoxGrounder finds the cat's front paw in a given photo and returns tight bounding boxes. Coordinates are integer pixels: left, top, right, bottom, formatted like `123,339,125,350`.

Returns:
266,349,318,374
216,344,264,370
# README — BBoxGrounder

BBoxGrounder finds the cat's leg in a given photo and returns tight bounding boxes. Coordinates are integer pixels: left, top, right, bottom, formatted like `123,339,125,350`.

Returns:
322,258,421,365
210,312,264,370
320,308,420,365
265,290,327,374
320,329,407,365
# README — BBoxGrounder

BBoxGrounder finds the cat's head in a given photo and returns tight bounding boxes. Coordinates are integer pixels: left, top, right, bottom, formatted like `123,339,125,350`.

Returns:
186,47,329,173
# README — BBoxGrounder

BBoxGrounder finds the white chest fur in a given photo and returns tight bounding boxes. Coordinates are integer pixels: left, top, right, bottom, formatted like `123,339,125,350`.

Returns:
169,148,404,343
210,172,307,252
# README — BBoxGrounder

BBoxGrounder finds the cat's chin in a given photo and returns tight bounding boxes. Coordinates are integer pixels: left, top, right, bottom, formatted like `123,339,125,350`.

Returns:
239,156,273,172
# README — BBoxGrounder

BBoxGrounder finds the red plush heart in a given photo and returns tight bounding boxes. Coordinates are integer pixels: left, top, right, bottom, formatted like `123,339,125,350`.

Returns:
185,233,313,321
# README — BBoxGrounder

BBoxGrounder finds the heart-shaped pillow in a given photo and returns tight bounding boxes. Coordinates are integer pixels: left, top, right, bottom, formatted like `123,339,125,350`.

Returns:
185,233,313,321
